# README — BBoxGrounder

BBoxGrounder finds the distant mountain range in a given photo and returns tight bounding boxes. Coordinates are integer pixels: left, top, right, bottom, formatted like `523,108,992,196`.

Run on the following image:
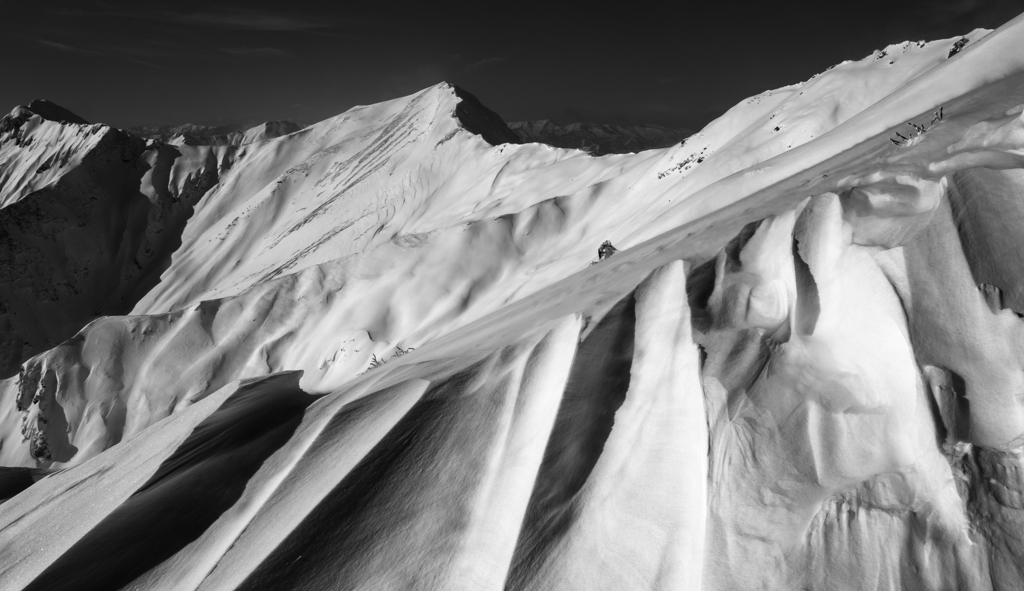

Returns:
126,120,307,146
126,114,690,154
508,120,691,155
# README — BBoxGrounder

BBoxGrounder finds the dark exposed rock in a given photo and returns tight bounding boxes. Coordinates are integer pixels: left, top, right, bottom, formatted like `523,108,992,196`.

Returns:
948,37,969,58
597,240,618,261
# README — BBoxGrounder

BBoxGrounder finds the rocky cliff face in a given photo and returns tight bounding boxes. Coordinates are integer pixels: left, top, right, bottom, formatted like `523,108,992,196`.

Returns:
2,19,1024,591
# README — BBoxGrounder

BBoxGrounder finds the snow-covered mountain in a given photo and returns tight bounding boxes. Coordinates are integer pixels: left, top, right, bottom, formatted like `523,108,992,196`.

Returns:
2,15,1024,590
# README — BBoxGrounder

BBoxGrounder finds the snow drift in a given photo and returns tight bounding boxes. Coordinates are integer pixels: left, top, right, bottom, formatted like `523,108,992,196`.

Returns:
3,14,1024,591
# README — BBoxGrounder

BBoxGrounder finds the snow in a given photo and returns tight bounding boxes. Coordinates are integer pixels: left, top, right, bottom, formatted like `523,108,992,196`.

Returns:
2,12,1024,591
0,375,278,590
509,262,707,590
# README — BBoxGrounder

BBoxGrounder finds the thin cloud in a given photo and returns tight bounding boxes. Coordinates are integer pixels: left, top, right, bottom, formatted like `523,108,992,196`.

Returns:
37,38,164,69
51,7,336,31
158,9,327,31
464,56,507,73
38,39,101,56
220,47,292,58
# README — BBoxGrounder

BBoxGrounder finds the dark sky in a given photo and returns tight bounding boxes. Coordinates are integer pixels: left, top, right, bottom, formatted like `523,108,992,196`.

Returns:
2,0,1023,131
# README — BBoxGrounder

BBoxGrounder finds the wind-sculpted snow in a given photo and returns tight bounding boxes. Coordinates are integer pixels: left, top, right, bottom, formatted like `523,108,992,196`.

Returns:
4,14,1024,591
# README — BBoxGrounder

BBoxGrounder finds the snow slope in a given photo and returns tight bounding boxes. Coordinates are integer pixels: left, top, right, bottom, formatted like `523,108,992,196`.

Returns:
2,14,1024,591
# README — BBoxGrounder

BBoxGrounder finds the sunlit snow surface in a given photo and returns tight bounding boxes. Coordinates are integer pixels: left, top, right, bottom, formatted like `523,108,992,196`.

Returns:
3,15,1024,591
